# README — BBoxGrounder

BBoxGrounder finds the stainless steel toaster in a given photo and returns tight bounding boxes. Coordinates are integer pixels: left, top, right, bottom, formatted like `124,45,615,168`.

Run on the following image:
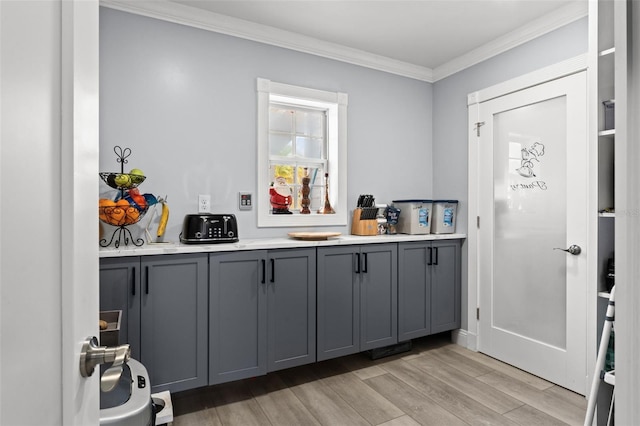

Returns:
179,214,239,244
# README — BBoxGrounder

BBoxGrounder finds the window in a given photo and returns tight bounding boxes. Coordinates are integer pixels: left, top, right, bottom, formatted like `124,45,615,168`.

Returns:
269,105,326,212
257,78,347,227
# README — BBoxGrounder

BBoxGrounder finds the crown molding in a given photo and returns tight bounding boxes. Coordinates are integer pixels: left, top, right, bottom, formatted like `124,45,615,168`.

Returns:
433,1,588,82
100,0,587,84
467,53,587,105
99,0,434,82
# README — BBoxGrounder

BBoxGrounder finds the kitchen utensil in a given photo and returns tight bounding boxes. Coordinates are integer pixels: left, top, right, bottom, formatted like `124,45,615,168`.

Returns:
359,207,378,220
351,208,378,235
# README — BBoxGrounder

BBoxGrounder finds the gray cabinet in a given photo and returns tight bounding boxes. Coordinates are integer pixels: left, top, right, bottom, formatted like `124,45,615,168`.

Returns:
317,246,359,361
398,240,461,341
100,257,141,359
430,241,461,333
100,238,461,389
209,251,266,385
209,248,316,385
317,243,397,361
99,254,208,394
267,248,316,372
140,254,208,393
361,244,398,350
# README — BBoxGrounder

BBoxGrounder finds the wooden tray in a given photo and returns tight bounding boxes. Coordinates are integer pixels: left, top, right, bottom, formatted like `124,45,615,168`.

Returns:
288,232,341,241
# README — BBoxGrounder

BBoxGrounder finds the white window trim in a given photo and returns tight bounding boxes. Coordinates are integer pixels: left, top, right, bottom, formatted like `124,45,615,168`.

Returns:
257,78,348,227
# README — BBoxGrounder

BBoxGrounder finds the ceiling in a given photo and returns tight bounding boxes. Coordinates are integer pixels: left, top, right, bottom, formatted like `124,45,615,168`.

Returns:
102,0,588,81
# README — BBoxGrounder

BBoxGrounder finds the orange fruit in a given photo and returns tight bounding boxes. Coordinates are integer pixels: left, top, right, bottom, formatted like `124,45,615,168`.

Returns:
99,198,116,207
108,207,126,225
124,207,140,224
99,199,116,223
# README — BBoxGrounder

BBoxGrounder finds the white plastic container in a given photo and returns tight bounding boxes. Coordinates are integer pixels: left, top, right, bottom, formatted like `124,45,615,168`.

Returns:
431,200,458,234
392,200,433,234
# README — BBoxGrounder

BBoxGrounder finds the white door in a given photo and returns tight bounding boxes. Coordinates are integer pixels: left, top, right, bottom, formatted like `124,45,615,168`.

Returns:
61,1,102,423
476,71,587,394
1,1,99,424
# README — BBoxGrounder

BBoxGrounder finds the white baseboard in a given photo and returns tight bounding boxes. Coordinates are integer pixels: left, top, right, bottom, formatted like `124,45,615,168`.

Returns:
452,329,478,352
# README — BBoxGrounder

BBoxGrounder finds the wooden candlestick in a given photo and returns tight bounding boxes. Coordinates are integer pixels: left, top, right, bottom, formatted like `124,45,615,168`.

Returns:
301,168,311,214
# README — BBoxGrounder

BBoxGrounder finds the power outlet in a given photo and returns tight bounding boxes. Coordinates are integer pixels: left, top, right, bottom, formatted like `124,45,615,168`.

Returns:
198,194,211,213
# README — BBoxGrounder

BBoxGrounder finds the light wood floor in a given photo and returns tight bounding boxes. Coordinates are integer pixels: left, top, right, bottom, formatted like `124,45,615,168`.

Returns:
170,334,587,426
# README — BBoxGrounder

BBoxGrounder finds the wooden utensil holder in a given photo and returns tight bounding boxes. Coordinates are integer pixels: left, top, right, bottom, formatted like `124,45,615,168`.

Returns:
351,208,378,236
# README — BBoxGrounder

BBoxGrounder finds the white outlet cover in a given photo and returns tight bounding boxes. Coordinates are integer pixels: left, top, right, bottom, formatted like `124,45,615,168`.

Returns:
198,194,211,213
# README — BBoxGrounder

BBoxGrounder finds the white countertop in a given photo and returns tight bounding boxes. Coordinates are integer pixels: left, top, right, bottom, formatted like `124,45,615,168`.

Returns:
99,233,467,258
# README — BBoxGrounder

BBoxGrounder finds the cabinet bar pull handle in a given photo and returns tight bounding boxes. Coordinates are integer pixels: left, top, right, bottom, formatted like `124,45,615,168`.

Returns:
261,259,266,284
270,258,275,283
131,267,136,296
362,253,368,273
145,266,149,294
434,247,439,265
428,247,433,265
355,253,361,273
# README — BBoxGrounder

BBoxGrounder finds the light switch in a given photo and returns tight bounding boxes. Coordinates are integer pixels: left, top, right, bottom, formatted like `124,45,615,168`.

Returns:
239,192,252,210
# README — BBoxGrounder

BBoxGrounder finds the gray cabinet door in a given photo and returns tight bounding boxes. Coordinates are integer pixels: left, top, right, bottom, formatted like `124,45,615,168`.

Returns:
398,242,431,341
140,254,208,393
360,244,398,350
267,248,316,372
398,240,461,340
317,246,360,361
99,257,141,360
430,240,461,333
318,243,398,359
209,251,268,385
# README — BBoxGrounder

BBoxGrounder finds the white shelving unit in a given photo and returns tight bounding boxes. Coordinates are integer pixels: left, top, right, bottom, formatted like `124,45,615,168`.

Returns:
589,0,628,423
592,0,615,299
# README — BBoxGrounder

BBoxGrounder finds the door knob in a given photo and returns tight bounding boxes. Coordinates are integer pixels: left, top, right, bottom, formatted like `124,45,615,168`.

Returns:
554,245,582,255
79,336,131,392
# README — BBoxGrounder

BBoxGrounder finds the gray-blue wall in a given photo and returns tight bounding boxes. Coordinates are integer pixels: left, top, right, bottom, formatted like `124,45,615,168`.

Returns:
432,16,588,330
100,7,587,332
100,7,433,240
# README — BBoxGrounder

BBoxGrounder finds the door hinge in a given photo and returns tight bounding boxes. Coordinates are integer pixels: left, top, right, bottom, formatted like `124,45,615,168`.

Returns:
474,121,485,137
477,307,480,320
477,216,480,228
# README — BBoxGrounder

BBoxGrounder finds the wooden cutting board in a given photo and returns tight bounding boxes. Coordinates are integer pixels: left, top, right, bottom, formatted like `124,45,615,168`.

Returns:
288,232,341,241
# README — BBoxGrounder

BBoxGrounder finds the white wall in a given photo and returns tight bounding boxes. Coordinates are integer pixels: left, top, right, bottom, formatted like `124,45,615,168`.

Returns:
99,8,433,240
432,17,588,333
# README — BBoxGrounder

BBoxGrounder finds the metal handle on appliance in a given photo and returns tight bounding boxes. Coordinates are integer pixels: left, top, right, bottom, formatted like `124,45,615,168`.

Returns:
79,336,131,392
554,245,582,255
